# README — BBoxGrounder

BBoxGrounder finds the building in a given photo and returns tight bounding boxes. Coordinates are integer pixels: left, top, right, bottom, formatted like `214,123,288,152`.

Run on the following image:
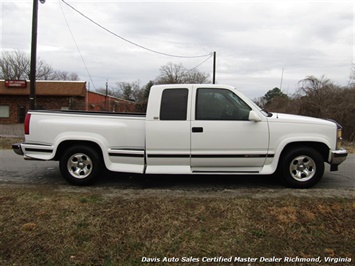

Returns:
0,80,136,124
0,80,86,124
87,90,136,113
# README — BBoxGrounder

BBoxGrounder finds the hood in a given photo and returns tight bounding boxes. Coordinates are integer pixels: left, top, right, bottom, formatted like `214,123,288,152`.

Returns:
268,113,336,127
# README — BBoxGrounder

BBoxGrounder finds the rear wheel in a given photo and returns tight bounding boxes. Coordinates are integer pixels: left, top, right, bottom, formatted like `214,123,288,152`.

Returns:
280,146,324,188
60,145,102,186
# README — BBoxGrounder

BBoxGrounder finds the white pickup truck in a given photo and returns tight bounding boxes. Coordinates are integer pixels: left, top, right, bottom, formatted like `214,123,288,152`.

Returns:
13,84,348,188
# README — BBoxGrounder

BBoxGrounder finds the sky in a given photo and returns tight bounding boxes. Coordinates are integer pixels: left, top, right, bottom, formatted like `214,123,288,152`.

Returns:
1,0,354,99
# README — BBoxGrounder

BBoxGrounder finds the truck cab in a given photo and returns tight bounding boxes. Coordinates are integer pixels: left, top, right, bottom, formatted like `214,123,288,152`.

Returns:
145,84,270,175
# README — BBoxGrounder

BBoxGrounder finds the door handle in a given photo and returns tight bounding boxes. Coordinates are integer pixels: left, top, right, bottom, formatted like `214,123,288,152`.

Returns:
192,127,203,133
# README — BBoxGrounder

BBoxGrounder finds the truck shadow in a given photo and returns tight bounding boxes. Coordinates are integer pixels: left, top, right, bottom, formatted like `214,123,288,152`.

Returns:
94,171,284,190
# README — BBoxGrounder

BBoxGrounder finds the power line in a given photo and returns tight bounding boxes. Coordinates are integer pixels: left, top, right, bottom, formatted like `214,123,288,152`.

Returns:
59,0,96,89
61,0,212,59
187,53,213,73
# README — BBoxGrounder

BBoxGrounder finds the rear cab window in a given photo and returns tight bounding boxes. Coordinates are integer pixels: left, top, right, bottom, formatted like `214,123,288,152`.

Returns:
160,89,189,120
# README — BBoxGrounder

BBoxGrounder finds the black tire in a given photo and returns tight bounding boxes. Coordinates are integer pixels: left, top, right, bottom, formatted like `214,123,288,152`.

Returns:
59,145,102,186
280,146,324,188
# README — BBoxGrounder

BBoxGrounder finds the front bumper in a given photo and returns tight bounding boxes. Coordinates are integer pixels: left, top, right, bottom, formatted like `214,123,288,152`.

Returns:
12,143,24,156
329,149,348,171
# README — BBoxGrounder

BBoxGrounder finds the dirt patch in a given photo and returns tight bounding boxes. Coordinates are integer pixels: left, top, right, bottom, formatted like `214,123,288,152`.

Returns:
0,184,354,265
343,141,355,154
0,137,24,149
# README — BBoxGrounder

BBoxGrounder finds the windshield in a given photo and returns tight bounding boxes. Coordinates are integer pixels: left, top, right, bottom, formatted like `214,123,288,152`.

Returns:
231,88,272,117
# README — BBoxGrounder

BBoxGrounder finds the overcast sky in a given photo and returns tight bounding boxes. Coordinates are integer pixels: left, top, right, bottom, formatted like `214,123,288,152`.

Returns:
1,0,354,98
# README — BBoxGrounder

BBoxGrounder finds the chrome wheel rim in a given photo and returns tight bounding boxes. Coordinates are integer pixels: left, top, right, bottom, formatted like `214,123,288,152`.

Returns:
67,153,93,179
289,155,316,182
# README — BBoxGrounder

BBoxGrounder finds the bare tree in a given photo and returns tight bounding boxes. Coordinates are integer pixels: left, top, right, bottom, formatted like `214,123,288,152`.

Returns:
36,59,54,80
97,80,141,101
116,80,141,101
0,50,79,81
297,75,335,97
185,69,210,84
51,70,79,81
0,50,30,80
259,75,355,141
155,62,210,84
296,75,339,117
253,96,267,108
156,62,186,84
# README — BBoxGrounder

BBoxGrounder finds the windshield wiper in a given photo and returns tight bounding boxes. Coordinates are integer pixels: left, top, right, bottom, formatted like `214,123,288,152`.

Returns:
262,108,273,117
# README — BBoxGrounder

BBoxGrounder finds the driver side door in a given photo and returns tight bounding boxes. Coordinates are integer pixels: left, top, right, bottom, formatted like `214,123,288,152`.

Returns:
190,87,270,173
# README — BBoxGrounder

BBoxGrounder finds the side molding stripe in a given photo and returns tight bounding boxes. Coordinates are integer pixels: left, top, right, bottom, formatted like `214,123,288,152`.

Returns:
147,154,274,158
25,148,53,153
109,153,144,158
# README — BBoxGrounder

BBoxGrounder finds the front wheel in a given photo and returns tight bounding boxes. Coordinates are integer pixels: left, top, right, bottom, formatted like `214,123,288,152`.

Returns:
59,145,102,186
280,147,324,188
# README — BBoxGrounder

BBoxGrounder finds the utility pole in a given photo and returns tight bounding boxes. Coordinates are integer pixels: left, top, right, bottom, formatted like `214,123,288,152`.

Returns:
212,51,216,84
29,0,45,110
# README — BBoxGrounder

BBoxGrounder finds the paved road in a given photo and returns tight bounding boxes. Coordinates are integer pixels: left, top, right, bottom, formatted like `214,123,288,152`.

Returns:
0,150,354,191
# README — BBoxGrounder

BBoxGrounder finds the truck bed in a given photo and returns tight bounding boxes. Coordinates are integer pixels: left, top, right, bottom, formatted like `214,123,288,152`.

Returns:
23,109,146,170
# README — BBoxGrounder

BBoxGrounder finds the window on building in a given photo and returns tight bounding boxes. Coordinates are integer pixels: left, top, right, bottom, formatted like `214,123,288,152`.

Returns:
0,106,10,118
160,89,188,120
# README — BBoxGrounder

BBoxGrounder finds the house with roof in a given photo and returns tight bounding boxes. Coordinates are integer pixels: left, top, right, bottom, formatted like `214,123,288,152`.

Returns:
0,80,136,124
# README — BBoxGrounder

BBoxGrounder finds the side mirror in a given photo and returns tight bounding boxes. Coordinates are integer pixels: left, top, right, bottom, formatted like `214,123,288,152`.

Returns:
249,110,262,122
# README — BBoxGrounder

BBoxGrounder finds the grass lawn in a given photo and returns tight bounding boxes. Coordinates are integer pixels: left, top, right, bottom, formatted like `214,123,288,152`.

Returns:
0,185,354,265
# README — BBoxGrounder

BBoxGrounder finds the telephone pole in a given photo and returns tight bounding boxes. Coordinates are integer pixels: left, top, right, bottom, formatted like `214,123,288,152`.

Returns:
29,0,45,110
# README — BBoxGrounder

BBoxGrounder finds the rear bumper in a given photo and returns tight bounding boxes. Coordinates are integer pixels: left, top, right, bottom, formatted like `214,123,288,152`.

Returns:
12,142,54,161
329,149,348,171
12,143,24,156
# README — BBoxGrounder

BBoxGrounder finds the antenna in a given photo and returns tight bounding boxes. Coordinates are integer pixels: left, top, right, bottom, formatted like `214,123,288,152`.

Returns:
213,51,216,84
280,68,284,90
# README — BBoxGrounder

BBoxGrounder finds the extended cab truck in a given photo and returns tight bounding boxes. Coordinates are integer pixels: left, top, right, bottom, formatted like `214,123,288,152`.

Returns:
12,84,348,188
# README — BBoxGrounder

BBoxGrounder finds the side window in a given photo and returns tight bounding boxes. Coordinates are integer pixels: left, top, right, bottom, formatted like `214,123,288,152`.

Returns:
160,89,188,120
196,88,251,120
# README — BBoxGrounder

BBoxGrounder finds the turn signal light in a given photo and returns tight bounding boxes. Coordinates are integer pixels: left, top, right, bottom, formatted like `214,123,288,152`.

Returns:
336,128,342,150
24,113,31,135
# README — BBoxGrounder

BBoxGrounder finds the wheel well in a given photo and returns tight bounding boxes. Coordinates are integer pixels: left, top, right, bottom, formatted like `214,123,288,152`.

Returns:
54,140,104,161
280,142,330,162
